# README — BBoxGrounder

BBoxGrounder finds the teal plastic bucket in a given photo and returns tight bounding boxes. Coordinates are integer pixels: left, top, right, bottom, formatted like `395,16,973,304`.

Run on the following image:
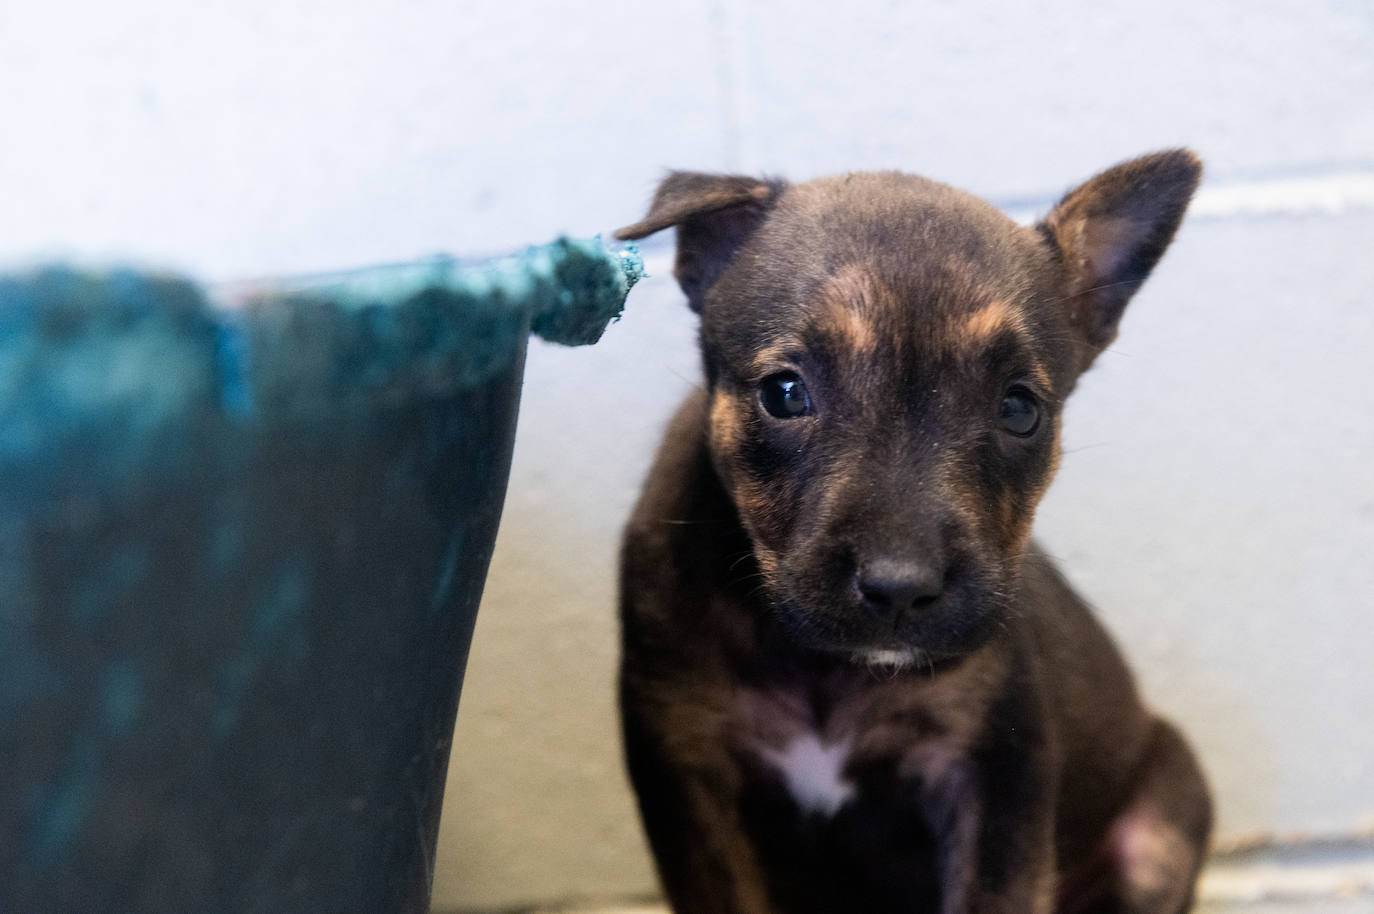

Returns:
0,240,641,913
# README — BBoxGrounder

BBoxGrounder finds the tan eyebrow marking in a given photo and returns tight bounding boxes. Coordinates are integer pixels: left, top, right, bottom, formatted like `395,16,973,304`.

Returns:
807,263,884,357
832,305,878,353
962,300,1027,343
961,301,1054,393
750,341,801,377
709,390,745,452
1024,362,1054,392
816,265,881,354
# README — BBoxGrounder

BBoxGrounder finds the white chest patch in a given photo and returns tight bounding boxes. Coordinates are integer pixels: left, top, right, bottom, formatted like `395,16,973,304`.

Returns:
761,734,855,817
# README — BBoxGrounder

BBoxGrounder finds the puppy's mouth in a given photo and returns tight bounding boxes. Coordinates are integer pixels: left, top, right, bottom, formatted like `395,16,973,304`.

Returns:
768,609,943,671
762,567,1003,664
849,646,926,674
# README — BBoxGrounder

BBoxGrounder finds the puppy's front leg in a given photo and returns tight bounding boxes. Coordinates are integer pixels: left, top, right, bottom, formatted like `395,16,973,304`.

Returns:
622,701,774,914
912,740,1056,914
941,797,1056,914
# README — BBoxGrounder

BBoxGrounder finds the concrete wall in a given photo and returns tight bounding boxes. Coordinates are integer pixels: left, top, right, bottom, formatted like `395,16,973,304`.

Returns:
4,1,1371,911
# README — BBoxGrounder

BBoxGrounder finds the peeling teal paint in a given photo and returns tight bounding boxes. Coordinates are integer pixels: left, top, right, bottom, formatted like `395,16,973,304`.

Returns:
27,662,140,868
430,527,466,615
214,319,255,419
266,237,643,350
252,562,309,641
205,518,246,576
100,661,141,735
219,236,642,393
28,737,100,867
211,562,312,740
69,545,151,630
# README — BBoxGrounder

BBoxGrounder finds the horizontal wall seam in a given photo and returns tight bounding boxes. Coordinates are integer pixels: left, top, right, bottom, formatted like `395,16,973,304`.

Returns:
624,169,1374,283
1005,169,1374,224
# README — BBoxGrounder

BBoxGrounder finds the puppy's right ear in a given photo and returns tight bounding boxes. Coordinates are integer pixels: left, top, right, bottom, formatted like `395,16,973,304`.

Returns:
616,171,783,311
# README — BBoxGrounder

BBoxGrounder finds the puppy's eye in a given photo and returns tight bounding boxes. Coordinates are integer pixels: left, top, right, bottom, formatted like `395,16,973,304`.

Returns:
999,387,1040,437
760,372,811,419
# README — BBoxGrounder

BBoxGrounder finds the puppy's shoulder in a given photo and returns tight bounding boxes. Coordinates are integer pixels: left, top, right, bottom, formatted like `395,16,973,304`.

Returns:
1016,544,1133,673
1015,544,1154,755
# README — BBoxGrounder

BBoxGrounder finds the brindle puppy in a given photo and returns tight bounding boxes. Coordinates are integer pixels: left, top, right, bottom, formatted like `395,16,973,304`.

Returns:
614,151,1212,914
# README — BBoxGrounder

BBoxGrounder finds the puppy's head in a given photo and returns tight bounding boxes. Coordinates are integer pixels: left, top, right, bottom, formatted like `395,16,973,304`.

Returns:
618,152,1201,665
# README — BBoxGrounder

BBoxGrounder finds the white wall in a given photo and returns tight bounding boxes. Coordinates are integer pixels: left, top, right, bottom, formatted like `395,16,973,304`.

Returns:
4,2,1372,911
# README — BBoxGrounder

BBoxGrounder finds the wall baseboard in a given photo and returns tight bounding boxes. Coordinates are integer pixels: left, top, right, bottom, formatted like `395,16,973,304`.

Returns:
451,833,1374,914
1199,831,1374,911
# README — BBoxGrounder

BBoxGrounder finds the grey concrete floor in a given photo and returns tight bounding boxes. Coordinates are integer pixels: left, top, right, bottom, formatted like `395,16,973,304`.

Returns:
466,847,1374,914
515,899,1373,914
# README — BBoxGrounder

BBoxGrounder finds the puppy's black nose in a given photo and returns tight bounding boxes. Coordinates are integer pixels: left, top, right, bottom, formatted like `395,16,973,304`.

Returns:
857,557,944,613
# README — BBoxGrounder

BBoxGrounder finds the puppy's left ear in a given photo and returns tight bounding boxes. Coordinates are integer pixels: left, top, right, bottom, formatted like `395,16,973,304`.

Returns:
615,171,784,311
1038,149,1202,367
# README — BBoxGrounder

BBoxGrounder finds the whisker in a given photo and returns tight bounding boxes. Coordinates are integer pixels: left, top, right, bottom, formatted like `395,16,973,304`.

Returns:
1060,442,1112,455
1036,277,1144,306
728,551,756,574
